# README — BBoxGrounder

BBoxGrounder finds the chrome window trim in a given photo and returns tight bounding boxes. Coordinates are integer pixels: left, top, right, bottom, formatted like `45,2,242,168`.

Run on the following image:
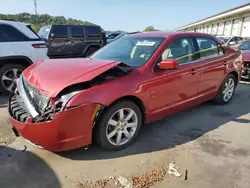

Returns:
17,75,39,118
179,54,226,66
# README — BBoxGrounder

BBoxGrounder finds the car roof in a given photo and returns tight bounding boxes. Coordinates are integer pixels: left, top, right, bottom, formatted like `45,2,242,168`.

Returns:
0,19,40,39
50,24,100,27
0,19,29,26
131,31,219,38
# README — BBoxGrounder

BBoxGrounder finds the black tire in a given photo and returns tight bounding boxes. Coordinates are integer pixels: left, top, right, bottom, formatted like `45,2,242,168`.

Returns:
214,74,236,105
95,100,142,150
85,47,99,57
0,64,26,94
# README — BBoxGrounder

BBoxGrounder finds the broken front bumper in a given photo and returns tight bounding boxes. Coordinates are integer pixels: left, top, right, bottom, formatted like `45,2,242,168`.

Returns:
8,95,99,152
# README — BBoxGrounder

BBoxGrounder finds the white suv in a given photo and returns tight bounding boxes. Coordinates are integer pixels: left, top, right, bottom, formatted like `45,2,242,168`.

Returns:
0,20,49,93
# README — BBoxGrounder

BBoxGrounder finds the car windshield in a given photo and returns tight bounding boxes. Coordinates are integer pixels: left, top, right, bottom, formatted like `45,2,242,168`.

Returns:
217,36,230,43
239,41,250,50
91,36,165,67
38,25,51,39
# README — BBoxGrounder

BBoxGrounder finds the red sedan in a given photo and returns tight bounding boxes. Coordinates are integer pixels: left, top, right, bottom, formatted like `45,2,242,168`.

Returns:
239,39,250,79
8,32,243,151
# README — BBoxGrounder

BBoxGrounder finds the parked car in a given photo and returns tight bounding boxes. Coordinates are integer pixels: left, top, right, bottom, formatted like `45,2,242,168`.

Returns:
9,32,242,152
106,32,121,43
216,35,245,48
38,25,105,58
0,20,48,93
107,32,141,44
238,39,250,79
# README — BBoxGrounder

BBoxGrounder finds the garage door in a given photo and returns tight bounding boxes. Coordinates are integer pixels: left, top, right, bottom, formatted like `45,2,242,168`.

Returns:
231,19,240,36
212,24,218,34
242,17,250,37
207,25,212,34
203,26,207,33
218,22,224,35
224,21,232,36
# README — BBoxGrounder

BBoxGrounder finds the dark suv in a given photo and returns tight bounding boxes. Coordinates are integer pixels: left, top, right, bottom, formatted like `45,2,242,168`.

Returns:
39,25,105,58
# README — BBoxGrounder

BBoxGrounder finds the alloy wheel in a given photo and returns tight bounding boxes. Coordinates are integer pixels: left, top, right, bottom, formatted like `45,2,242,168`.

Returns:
106,108,138,146
1,68,23,92
222,77,235,102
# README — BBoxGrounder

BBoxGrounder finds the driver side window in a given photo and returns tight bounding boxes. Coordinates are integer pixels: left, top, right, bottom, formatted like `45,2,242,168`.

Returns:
160,37,196,65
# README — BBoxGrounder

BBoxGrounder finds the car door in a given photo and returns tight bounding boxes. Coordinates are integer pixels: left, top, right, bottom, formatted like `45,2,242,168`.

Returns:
194,37,227,96
149,37,201,115
69,26,86,56
47,25,71,57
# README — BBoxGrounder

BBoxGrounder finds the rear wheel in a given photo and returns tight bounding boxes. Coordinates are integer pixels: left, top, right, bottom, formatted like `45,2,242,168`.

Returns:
0,64,25,94
85,47,99,57
95,101,142,150
214,74,236,104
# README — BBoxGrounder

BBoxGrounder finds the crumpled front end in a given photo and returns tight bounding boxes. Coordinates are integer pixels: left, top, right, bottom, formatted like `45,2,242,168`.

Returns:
8,75,100,152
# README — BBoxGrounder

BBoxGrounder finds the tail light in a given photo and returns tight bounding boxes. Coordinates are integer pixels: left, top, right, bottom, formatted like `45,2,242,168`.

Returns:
32,43,47,48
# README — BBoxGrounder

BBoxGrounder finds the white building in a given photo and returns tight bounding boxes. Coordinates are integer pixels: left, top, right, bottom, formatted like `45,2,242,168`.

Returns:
174,3,250,37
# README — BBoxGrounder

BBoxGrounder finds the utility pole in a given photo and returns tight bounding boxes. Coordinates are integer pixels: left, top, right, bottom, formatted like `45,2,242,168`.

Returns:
33,0,38,24
34,0,37,15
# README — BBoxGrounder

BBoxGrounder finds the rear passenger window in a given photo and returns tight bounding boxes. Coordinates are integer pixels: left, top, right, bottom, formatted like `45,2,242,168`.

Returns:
71,27,84,38
161,38,197,65
51,26,68,38
0,24,29,42
85,26,101,34
85,26,101,39
196,37,225,59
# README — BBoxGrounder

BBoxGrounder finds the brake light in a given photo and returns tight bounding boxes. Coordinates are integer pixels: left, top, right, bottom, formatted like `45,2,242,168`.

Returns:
32,43,47,48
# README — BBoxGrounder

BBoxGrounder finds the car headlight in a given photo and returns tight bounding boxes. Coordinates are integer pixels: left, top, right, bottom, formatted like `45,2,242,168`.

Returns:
55,91,80,110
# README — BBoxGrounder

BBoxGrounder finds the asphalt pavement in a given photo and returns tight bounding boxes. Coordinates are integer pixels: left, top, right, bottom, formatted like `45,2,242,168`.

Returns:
0,82,250,188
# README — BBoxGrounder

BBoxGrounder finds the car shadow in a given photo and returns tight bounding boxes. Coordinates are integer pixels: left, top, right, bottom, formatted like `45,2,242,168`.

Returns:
59,84,250,160
0,146,61,188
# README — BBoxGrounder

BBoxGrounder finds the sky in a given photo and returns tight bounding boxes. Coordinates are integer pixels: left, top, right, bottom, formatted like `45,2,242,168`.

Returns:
0,0,250,32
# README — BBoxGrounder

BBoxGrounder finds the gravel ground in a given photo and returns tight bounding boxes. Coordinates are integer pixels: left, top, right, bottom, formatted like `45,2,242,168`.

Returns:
0,95,16,148
1,82,250,188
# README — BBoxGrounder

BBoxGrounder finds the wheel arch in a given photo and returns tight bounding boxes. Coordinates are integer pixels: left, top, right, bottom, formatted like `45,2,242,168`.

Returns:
104,95,147,124
0,56,33,68
82,43,102,56
228,71,239,85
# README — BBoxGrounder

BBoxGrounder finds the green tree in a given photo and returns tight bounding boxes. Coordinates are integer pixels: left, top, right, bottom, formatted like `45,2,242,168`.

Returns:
0,13,96,32
51,16,66,25
143,26,156,32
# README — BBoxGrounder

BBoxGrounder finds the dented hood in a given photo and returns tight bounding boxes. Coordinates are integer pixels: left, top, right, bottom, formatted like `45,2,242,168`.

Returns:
23,58,123,97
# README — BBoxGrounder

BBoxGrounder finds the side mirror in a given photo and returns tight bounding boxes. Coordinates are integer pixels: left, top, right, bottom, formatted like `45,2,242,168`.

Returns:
158,59,178,70
229,41,236,46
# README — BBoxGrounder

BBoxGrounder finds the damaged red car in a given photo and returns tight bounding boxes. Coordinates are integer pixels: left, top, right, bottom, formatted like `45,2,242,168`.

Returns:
8,32,243,152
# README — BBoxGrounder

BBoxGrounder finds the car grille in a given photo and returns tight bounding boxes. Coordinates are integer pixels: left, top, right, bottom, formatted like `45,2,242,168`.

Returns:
244,61,250,68
9,95,29,122
22,77,50,113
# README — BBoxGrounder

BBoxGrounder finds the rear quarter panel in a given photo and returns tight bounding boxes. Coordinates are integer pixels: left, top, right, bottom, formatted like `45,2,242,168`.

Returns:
0,42,49,62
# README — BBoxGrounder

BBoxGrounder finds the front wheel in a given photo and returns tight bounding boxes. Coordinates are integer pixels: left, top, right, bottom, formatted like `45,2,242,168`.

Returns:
0,64,25,94
214,74,236,104
95,101,142,150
